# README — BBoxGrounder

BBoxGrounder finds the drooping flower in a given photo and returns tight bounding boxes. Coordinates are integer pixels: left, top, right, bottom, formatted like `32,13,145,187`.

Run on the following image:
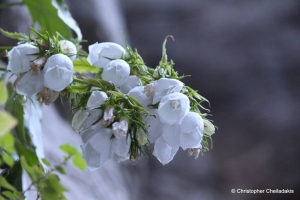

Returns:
157,92,190,125
59,40,77,61
87,42,125,68
152,78,184,104
119,75,142,94
203,119,215,136
101,59,130,87
128,86,152,108
7,43,39,74
111,135,131,162
86,91,108,110
153,136,179,165
15,70,44,98
43,54,73,91
112,118,128,138
144,109,162,143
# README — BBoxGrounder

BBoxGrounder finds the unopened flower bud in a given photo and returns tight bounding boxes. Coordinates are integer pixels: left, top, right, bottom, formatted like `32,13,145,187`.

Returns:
101,59,130,87
203,119,215,136
59,40,77,61
136,128,148,146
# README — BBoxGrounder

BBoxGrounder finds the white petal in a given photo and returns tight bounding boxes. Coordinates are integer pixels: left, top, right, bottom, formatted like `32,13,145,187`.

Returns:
119,75,142,94
152,78,184,104
128,86,152,108
153,136,179,165
180,127,203,150
101,59,130,87
111,136,131,163
72,109,89,132
145,109,162,143
87,42,125,68
83,109,102,129
86,91,108,110
81,143,101,171
161,124,181,148
158,92,190,125
16,70,44,97
43,54,73,91
180,112,204,133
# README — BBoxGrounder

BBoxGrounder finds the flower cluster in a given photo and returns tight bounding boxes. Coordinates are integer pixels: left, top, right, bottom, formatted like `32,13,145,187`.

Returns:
7,38,77,105
69,38,216,169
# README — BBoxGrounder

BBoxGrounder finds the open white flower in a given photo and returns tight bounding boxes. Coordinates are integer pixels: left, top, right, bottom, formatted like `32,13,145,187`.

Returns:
112,118,128,138
119,75,142,94
43,54,73,91
7,43,39,74
86,91,108,110
87,42,125,68
111,136,131,162
153,136,179,165
203,119,215,136
179,112,204,150
152,78,184,104
15,70,44,98
59,40,77,61
128,86,152,108
101,59,130,87
157,92,190,125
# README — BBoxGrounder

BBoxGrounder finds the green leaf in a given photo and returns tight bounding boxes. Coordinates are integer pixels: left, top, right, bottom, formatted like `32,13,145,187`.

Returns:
24,0,71,39
0,28,28,41
73,58,99,74
55,166,66,175
59,144,78,155
0,111,18,136
2,191,17,199
72,155,86,171
0,80,8,104
1,161,23,192
38,174,67,200
15,142,39,166
41,158,51,167
0,176,17,192
20,156,43,180
2,154,14,167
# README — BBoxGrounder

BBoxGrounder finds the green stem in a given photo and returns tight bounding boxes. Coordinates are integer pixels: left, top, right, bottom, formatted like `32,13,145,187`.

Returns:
0,46,13,51
0,1,24,9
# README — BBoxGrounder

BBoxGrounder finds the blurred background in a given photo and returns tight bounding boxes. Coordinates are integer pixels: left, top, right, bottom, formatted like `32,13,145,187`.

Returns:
1,0,300,199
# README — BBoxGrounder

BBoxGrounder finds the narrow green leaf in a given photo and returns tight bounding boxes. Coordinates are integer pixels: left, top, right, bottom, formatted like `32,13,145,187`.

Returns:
59,144,78,155
55,166,66,175
0,176,17,192
41,158,51,167
2,191,16,199
0,28,28,41
0,80,8,104
2,153,14,167
0,111,18,136
73,58,99,74
72,155,86,171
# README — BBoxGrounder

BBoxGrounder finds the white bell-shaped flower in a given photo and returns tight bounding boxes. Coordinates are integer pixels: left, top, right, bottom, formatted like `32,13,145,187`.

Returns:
145,109,163,143
15,70,44,98
7,43,39,74
153,136,179,165
128,86,152,108
87,42,125,68
152,78,184,104
179,112,204,150
203,119,215,136
43,54,74,91
112,118,128,138
157,92,190,125
111,136,131,163
119,75,142,94
101,59,130,87
86,91,108,110
161,124,181,148
59,40,77,61
71,109,89,132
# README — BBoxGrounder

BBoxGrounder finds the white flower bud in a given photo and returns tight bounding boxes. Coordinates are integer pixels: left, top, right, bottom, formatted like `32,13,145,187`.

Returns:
15,70,44,98
152,78,184,104
87,42,125,68
203,119,215,136
119,75,142,94
43,54,74,92
153,136,179,165
153,68,166,78
7,43,39,74
71,110,89,132
112,118,128,138
59,40,77,61
136,128,148,146
128,86,152,108
157,92,190,125
179,112,204,150
101,59,130,87
86,91,108,110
